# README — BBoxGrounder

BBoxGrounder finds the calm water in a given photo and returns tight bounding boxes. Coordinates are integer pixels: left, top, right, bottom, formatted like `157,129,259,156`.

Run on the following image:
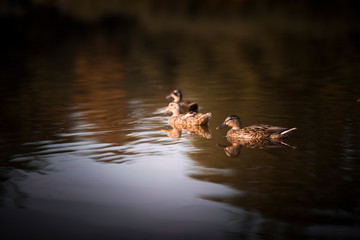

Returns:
1,1,360,240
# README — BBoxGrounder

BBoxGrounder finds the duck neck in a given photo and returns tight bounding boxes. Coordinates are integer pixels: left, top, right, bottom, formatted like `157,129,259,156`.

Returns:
171,108,181,117
232,122,242,130
173,95,181,103
172,111,179,117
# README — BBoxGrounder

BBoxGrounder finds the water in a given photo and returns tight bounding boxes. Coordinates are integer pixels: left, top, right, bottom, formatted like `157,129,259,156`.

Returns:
1,1,360,239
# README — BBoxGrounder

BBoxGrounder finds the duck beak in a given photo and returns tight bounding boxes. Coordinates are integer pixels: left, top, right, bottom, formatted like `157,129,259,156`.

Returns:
216,123,227,130
160,107,170,113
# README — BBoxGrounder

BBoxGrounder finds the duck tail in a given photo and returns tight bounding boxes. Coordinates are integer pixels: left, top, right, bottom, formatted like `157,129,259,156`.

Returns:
199,112,212,125
280,127,297,137
188,102,198,112
280,140,297,149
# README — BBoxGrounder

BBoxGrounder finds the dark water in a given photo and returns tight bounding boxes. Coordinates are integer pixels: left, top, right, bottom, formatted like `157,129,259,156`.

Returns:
1,1,360,239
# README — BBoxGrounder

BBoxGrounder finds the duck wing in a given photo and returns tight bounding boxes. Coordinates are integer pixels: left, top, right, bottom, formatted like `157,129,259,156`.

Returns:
246,124,288,133
180,100,198,112
195,112,212,125
187,101,198,111
181,112,197,119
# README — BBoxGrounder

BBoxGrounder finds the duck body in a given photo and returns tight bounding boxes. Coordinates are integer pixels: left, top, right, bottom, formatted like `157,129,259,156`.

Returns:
217,115,296,141
162,102,211,127
169,112,212,127
225,124,295,141
166,89,198,113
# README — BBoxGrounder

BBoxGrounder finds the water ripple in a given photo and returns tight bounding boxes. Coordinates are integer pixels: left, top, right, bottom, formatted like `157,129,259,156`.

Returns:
11,110,185,166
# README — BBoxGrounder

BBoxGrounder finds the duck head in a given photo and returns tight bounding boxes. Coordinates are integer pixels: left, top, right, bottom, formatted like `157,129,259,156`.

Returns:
216,115,242,130
161,102,181,116
166,89,182,103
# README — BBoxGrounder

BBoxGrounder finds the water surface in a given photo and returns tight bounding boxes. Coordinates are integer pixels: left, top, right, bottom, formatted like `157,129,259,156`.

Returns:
1,1,360,239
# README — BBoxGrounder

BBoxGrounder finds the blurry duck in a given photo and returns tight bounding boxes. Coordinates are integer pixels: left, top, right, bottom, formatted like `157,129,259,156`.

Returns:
161,102,211,127
166,89,198,112
216,115,297,142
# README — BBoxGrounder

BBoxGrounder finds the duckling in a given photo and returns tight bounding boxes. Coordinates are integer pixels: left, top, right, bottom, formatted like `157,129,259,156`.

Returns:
161,102,211,127
216,115,297,142
166,89,198,112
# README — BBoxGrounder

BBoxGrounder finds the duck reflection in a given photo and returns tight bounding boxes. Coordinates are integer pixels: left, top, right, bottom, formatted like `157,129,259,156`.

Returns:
217,142,242,158
217,138,296,158
162,127,182,140
162,124,211,140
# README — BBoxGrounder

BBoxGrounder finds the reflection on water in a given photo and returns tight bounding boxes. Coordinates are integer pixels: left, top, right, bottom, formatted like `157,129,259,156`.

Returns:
217,137,296,158
1,1,360,239
162,124,212,140
217,138,296,158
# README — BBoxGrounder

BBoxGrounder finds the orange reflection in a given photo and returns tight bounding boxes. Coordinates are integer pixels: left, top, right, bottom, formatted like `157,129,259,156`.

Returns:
162,124,211,140
72,47,128,145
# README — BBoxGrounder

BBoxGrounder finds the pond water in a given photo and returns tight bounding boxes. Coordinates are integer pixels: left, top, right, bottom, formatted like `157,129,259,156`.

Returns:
1,1,360,240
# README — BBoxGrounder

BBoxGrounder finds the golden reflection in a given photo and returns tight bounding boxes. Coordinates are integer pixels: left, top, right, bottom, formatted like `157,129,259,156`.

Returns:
217,142,242,158
162,128,182,140
73,49,127,144
162,124,211,140
68,34,132,164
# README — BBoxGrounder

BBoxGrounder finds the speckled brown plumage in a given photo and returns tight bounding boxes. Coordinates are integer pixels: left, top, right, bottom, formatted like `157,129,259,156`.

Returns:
161,102,211,127
217,115,297,141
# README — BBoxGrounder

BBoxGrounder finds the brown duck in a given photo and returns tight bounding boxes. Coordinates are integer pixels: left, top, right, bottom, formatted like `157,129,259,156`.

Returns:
161,102,211,127
216,115,297,142
166,89,198,113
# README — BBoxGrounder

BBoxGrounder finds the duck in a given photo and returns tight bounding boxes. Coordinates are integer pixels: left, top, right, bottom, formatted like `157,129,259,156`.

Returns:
216,115,297,142
166,89,198,113
161,102,211,127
